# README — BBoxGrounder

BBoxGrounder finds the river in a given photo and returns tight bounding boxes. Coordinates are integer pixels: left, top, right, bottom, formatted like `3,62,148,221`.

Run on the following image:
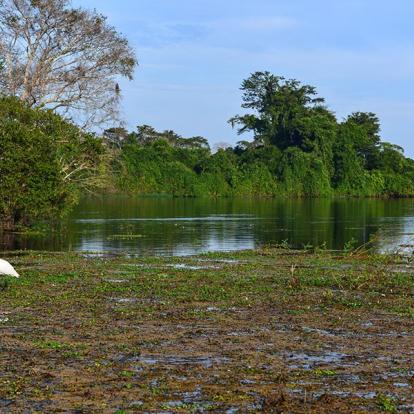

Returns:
2,196,414,255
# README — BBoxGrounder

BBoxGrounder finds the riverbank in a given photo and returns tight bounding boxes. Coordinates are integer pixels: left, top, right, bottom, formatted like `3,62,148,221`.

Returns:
0,248,413,413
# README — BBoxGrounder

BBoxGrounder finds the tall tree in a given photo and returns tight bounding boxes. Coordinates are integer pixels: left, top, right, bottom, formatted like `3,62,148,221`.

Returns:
345,112,381,169
0,0,137,127
229,71,327,149
229,71,337,181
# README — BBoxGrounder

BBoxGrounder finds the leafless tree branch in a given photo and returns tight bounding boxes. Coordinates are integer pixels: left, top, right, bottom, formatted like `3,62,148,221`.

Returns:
0,0,138,128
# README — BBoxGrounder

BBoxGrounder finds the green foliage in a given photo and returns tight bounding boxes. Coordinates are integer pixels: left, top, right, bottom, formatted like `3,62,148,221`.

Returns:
229,71,326,150
102,72,414,199
113,88,414,198
278,148,333,196
0,97,106,230
376,394,397,413
333,120,414,197
233,162,278,196
4,69,414,230
347,112,381,170
115,139,200,196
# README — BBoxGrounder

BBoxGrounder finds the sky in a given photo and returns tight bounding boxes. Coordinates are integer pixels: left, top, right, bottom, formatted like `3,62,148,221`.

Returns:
75,0,414,156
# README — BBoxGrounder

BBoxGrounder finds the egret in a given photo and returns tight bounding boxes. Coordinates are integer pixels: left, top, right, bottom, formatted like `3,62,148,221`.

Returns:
0,259,19,278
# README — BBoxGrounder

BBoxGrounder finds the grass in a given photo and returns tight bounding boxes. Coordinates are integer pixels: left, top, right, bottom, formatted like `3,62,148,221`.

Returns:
377,395,398,413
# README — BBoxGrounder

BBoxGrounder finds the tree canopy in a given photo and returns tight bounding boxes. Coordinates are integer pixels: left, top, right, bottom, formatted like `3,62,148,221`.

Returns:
0,0,137,127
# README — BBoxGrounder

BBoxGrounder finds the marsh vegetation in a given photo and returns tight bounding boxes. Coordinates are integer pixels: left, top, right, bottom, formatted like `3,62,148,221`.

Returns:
0,247,413,412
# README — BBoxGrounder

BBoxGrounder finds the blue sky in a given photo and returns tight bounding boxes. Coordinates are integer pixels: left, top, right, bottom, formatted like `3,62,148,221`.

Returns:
76,0,414,155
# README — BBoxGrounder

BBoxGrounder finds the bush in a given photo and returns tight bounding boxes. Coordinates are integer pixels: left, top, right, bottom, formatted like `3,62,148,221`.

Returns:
0,97,106,230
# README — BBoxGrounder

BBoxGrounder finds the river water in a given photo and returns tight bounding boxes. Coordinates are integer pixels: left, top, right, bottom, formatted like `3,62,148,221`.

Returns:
2,196,414,255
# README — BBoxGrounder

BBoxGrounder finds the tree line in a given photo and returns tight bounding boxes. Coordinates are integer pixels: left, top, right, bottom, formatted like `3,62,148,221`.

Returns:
2,72,414,230
111,72,414,199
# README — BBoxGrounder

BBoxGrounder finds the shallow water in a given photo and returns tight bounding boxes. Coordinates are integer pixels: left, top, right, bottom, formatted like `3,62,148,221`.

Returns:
130,355,230,369
3,196,414,255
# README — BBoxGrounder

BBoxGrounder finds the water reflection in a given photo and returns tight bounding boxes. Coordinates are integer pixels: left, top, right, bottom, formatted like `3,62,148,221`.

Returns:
2,197,414,255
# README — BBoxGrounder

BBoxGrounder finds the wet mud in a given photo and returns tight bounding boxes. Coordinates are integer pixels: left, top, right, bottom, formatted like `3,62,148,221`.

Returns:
0,248,413,413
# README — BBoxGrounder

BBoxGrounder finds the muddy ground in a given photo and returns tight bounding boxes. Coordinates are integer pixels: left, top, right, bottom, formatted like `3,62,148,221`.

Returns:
0,248,413,413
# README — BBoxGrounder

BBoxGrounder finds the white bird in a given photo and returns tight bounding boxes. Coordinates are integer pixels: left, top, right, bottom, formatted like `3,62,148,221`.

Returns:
0,259,19,278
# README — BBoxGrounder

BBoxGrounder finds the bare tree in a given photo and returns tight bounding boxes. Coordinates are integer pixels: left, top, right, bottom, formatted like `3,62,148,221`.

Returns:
0,0,137,127
213,141,232,153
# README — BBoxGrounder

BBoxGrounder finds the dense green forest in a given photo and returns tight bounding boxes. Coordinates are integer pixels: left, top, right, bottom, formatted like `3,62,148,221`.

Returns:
111,72,414,198
2,72,414,230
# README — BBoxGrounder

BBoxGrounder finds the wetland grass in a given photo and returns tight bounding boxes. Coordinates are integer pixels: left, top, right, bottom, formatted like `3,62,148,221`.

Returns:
0,248,413,413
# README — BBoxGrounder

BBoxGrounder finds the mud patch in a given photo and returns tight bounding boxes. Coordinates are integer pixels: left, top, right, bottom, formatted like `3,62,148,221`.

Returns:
165,264,221,270
130,355,230,369
286,351,353,369
103,278,130,283
109,297,138,304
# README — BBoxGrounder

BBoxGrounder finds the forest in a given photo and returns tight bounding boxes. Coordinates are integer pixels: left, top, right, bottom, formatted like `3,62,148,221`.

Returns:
111,72,414,199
